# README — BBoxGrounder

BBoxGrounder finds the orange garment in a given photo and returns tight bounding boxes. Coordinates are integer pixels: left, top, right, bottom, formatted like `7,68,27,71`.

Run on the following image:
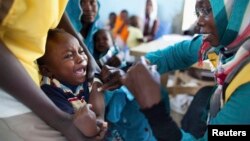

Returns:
112,15,129,43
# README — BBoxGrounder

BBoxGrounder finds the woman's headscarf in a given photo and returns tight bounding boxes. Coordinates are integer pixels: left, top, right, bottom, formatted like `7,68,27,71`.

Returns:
66,0,101,55
206,0,250,117
210,0,250,48
200,0,250,64
66,0,82,32
79,0,101,55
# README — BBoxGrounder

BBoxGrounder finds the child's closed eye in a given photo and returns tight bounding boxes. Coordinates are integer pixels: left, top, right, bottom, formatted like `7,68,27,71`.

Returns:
79,49,85,55
64,52,73,59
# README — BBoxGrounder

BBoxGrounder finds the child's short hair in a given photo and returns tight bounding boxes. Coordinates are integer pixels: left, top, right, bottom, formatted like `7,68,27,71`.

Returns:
37,28,68,66
129,15,140,28
46,28,68,44
93,29,115,47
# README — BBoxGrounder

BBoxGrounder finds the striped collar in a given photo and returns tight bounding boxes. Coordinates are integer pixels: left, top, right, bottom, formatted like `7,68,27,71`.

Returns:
41,76,84,96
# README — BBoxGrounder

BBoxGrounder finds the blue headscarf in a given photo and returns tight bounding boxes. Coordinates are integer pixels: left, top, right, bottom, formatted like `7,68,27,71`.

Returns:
80,0,101,55
65,0,82,32
66,0,101,55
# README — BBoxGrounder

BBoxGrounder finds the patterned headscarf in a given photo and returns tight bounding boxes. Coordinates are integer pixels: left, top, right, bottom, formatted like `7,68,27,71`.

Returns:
206,0,250,119
210,0,250,47
199,0,250,65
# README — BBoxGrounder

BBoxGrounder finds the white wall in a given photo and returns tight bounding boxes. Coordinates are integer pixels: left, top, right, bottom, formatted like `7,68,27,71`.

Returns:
182,0,197,31
98,0,185,34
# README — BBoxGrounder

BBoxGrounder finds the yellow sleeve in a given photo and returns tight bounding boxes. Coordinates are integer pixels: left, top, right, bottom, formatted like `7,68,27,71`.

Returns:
0,0,68,85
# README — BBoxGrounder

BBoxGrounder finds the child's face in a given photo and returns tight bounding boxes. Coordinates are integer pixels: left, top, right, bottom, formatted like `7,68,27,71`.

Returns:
95,31,113,53
109,14,116,24
130,16,139,28
45,33,88,85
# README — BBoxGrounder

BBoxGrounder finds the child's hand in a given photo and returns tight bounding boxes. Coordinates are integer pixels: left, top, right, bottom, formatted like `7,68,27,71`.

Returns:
99,65,125,91
106,56,122,68
137,38,145,43
73,104,100,138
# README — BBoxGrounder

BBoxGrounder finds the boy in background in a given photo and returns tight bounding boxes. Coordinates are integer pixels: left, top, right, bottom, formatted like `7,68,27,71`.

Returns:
93,29,126,68
127,15,144,48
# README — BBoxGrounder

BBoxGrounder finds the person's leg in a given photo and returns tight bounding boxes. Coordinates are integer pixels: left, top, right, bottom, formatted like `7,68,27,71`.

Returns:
0,112,67,141
181,86,214,138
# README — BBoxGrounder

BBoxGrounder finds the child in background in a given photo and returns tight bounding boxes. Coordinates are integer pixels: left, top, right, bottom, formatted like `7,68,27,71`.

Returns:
37,29,107,139
127,15,144,48
112,10,130,47
105,12,117,30
93,29,126,69
143,0,159,42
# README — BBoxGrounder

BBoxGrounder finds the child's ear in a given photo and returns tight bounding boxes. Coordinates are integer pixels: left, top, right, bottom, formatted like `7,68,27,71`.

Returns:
39,65,53,78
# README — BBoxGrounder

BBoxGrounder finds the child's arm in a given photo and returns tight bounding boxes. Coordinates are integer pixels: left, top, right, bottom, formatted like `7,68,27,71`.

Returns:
58,12,100,80
88,81,107,140
89,81,105,120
